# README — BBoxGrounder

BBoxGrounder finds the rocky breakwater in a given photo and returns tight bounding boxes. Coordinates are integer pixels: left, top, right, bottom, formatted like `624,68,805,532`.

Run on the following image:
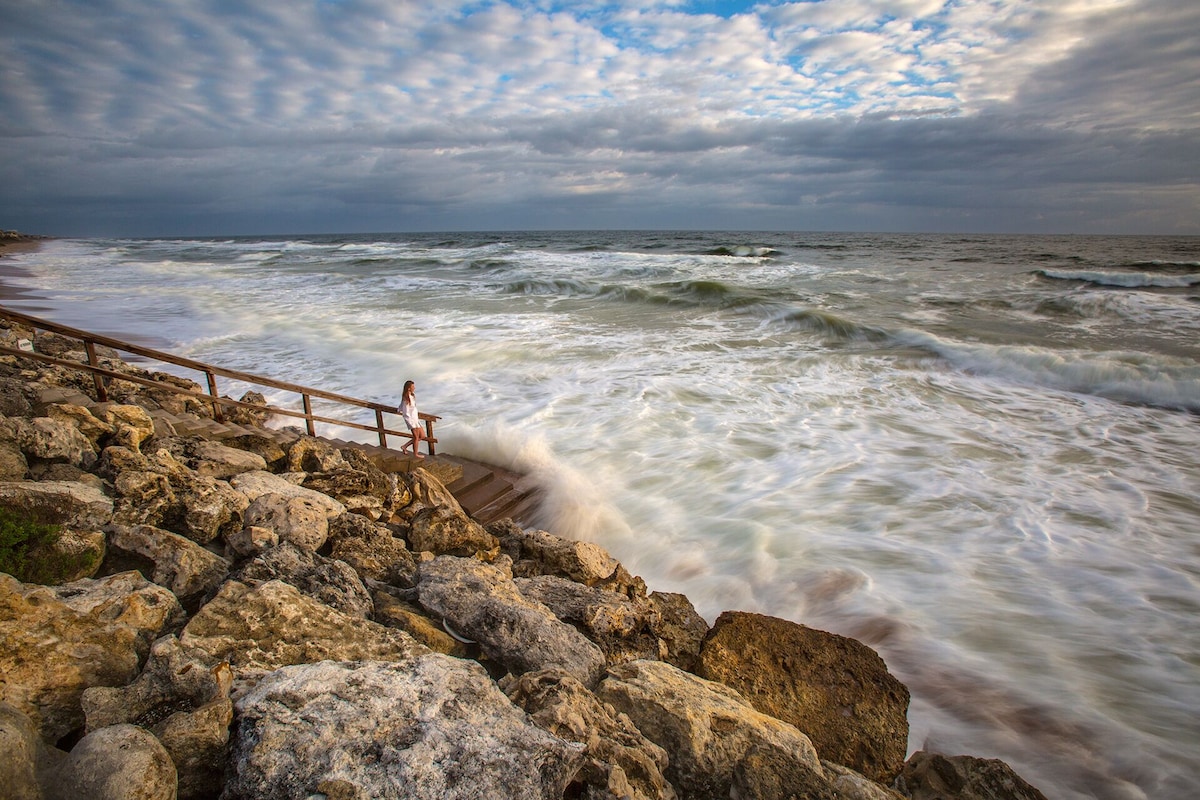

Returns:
0,316,1050,800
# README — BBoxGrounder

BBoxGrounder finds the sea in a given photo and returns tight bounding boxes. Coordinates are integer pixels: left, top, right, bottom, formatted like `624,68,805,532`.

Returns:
3,231,1198,799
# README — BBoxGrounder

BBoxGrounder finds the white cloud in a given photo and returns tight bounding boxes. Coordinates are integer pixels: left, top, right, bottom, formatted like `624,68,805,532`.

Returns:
0,0,1196,235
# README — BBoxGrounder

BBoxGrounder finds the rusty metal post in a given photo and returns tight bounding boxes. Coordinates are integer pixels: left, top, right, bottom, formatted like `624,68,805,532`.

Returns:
83,340,108,402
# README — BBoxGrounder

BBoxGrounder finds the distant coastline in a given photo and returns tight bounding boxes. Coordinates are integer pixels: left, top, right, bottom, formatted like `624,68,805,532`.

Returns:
0,231,48,305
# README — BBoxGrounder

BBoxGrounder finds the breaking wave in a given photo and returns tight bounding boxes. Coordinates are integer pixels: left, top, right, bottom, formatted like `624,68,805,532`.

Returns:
1035,269,1200,289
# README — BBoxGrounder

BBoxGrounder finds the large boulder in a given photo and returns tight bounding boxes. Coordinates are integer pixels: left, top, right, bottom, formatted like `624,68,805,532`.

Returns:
897,752,1049,800
50,723,177,800
179,579,427,687
417,555,606,687
326,511,417,588
0,479,114,529
222,657,586,800
82,635,234,800
596,659,826,800
505,668,677,800
0,701,65,800
164,437,268,480
501,525,621,585
0,571,183,741
284,435,345,473
696,611,910,783
407,504,498,558
647,591,708,673
232,542,372,618
105,523,230,609
242,493,331,552
230,470,345,517
100,404,157,451
11,416,97,469
516,574,663,666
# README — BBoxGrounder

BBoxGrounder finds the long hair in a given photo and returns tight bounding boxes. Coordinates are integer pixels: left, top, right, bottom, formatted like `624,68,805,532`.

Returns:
402,380,415,399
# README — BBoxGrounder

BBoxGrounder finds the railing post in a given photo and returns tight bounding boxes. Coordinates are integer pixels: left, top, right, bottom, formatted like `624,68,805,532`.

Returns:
425,419,436,456
374,408,387,447
204,370,223,422
302,394,315,436
83,340,108,402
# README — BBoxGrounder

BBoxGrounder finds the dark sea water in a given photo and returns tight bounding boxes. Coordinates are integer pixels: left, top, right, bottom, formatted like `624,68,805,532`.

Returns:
5,231,1199,798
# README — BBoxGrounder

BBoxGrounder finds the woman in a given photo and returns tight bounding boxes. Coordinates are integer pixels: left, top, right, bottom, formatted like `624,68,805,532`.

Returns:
398,380,425,458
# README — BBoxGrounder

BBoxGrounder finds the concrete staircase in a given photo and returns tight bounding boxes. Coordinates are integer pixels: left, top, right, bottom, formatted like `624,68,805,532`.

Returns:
40,387,541,527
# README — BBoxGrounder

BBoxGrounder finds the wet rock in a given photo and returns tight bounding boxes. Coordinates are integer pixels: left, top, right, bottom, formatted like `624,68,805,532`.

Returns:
696,611,910,784
223,657,585,800
417,555,606,686
232,542,372,618
50,723,176,800
179,579,426,688
505,668,677,800
596,659,824,800
897,751,1049,800
82,635,233,800
104,523,230,608
0,571,184,741
327,511,417,588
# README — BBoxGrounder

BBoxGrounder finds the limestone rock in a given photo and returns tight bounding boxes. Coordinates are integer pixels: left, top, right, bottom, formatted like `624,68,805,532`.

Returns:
185,438,269,480
516,574,662,666
596,659,824,800
44,403,113,448
505,668,677,800
23,526,105,584
104,523,229,609
0,701,65,800
221,434,286,471
223,525,279,560
372,590,469,656
101,403,156,450
232,542,372,618
327,511,417,588
230,470,346,517
647,591,708,672
407,503,498,557
396,467,464,522
0,375,34,416
12,416,97,469
225,390,271,427
82,635,233,800
0,438,28,479
418,555,606,686
822,761,909,800
898,751,1049,800
0,479,114,529
503,526,621,585
696,611,910,783
0,571,183,741
242,492,330,552
223,657,586,800
50,723,177,800
171,473,248,545
108,451,249,545
285,435,345,473
179,579,427,686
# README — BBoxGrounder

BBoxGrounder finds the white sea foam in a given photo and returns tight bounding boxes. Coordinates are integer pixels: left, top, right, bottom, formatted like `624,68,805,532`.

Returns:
6,233,1200,800
1038,268,1200,288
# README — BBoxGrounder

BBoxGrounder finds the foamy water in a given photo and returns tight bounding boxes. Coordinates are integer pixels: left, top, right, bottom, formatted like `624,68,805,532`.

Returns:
5,231,1199,798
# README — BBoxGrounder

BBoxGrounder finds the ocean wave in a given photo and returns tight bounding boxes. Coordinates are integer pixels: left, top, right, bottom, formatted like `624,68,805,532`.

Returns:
701,245,780,258
898,330,1200,412
1035,269,1200,288
772,308,889,342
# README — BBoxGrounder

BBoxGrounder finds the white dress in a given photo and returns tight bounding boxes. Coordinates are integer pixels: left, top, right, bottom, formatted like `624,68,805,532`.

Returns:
400,396,419,431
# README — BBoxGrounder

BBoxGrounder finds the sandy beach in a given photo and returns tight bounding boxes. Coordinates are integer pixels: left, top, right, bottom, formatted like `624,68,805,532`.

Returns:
0,237,47,305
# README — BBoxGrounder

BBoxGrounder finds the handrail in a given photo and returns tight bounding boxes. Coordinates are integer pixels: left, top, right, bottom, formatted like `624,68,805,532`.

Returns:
0,306,438,455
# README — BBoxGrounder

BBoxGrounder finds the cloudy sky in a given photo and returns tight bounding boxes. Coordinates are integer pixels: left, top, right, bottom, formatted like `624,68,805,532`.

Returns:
2,0,1197,236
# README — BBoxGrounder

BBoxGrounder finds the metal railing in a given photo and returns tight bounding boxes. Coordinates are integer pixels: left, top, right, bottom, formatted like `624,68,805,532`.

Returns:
0,306,438,454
